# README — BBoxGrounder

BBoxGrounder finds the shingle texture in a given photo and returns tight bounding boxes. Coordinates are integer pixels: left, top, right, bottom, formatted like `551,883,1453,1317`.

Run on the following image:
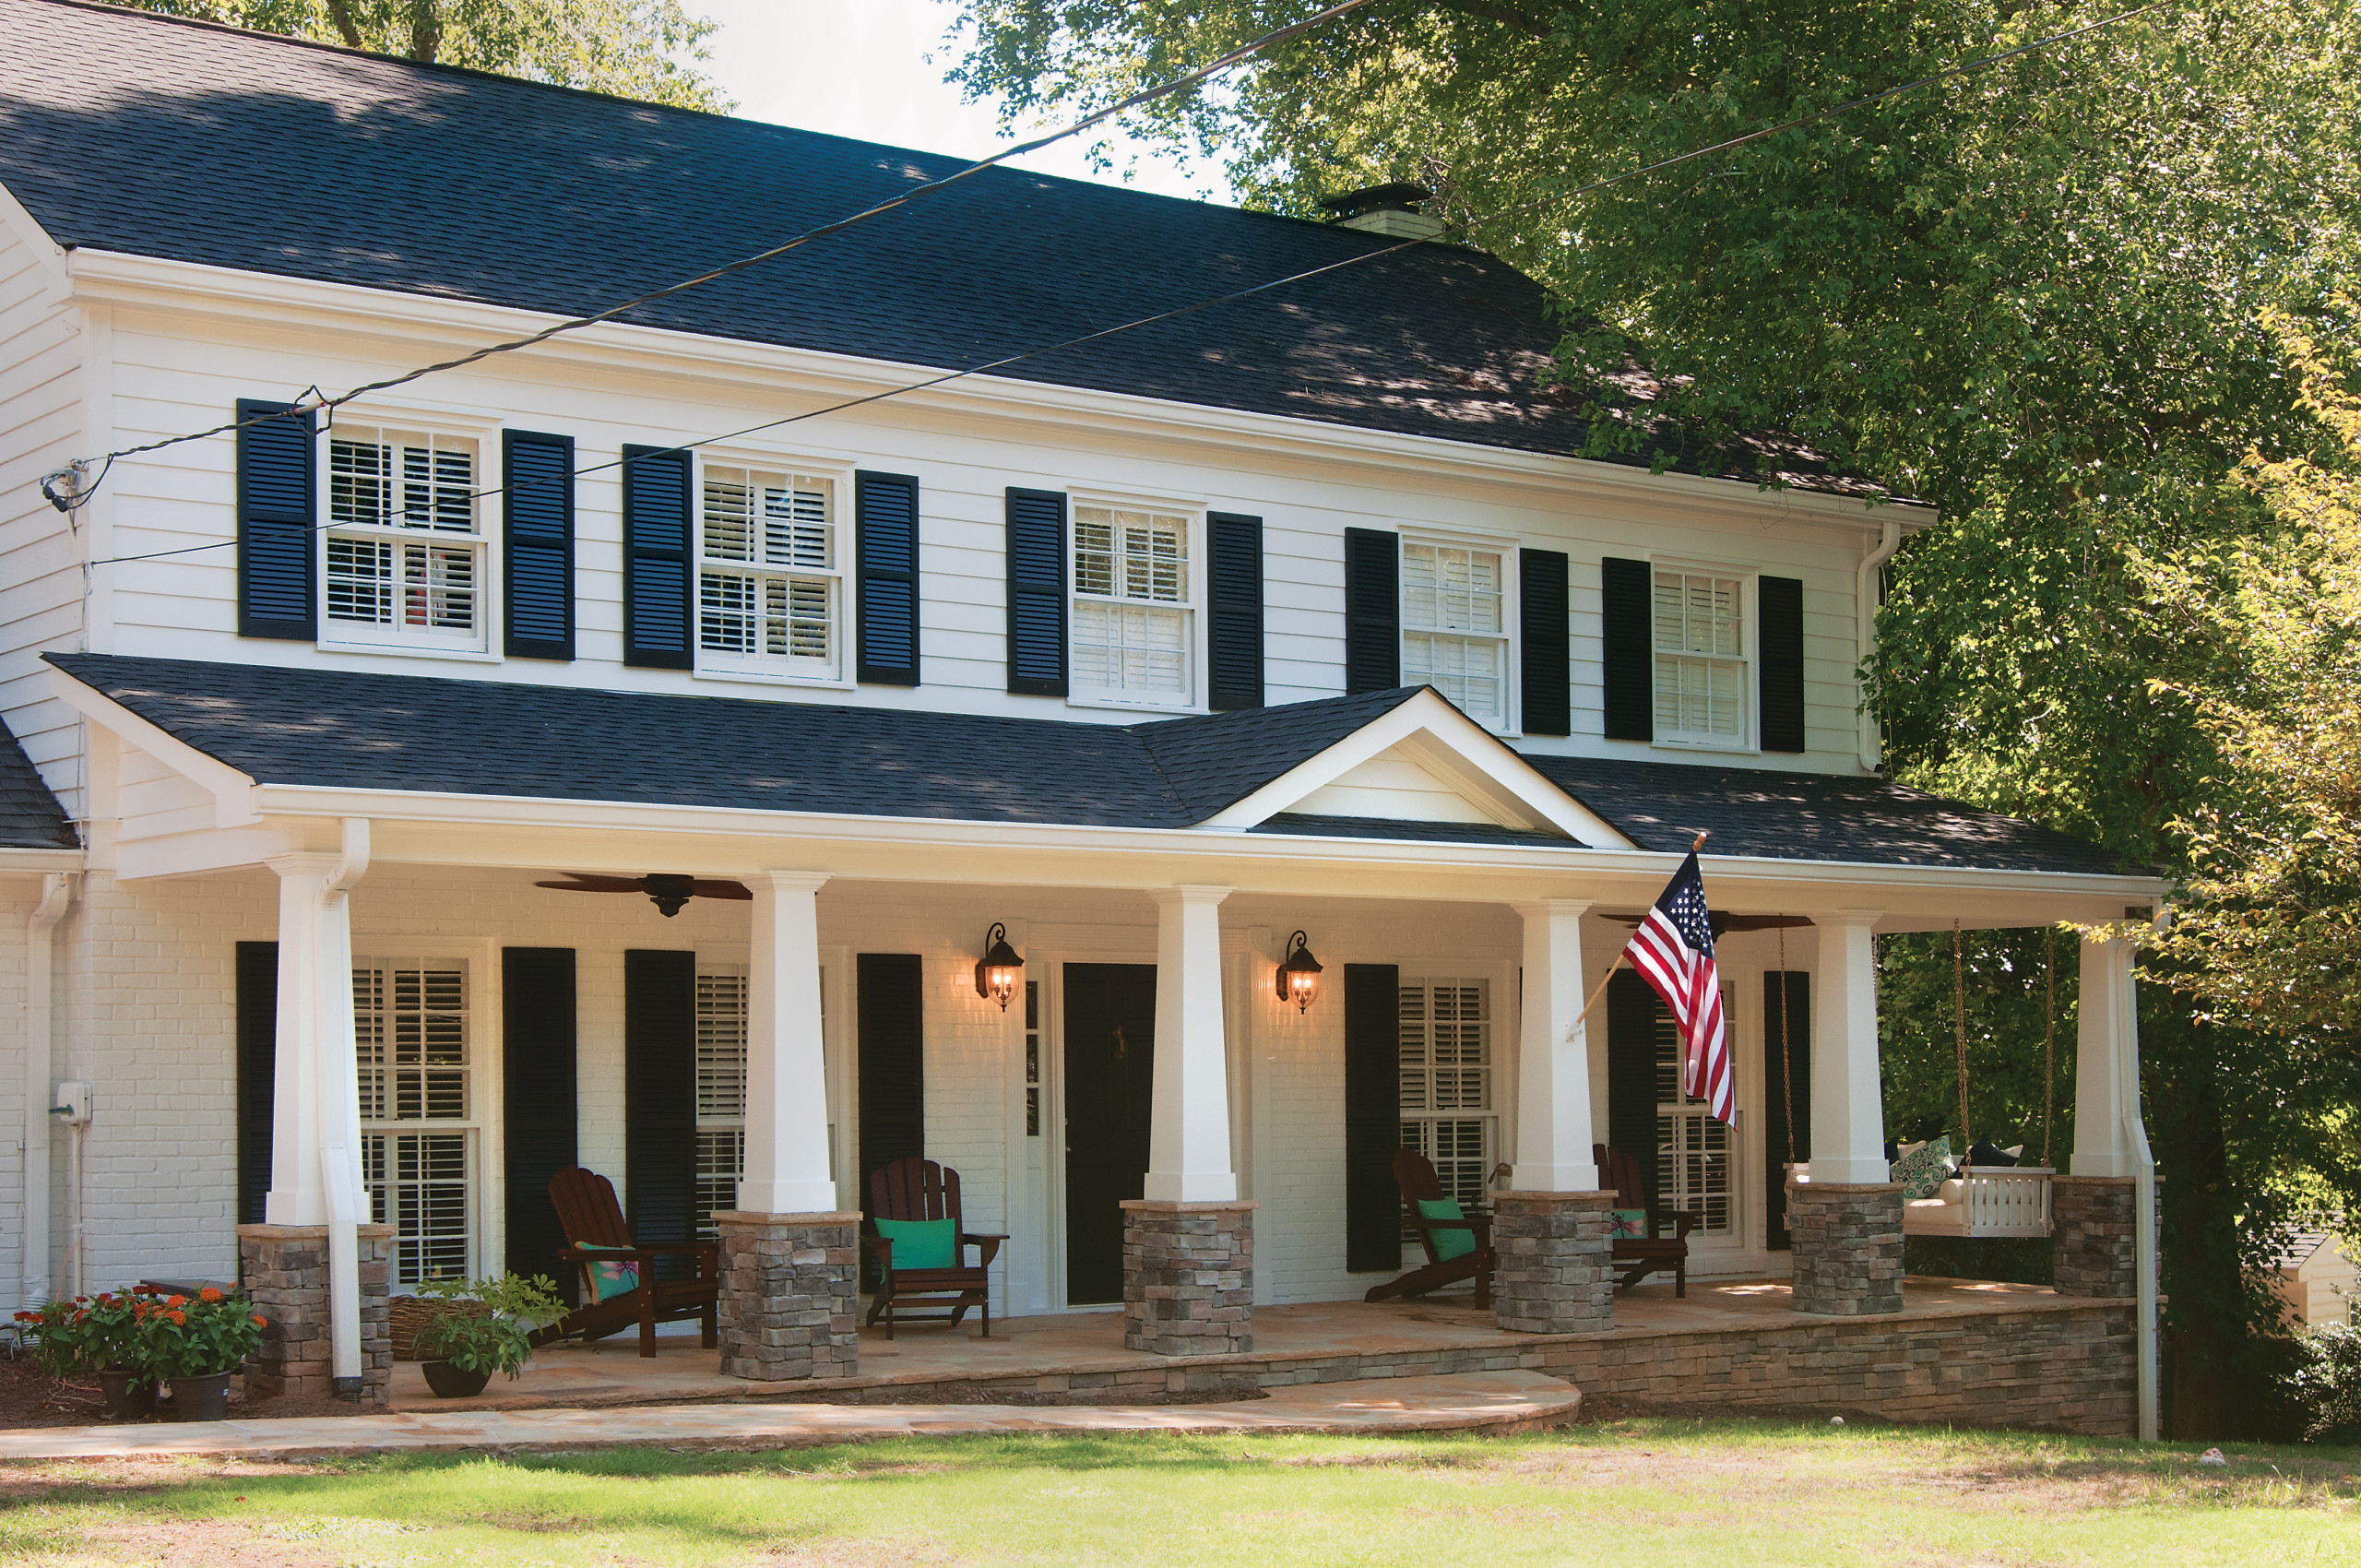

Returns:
0,717,74,850
1526,754,2141,876
0,0,1840,482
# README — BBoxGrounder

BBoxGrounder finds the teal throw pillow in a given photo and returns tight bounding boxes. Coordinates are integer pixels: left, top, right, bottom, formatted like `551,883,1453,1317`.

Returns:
1890,1135,1953,1201
575,1243,640,1303
874,1217,958,1270
1608,1208,1648,1241
1414,1198,1477,1262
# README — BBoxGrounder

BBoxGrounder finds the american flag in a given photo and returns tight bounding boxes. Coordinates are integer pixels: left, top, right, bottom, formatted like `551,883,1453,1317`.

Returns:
1623,850,1733,1125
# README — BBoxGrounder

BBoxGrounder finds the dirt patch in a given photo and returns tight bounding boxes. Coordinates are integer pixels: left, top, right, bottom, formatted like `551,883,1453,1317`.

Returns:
0,1352,371,1431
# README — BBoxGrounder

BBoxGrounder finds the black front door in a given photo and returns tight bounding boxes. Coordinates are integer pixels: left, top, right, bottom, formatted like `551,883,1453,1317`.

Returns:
1062,963,1157,1305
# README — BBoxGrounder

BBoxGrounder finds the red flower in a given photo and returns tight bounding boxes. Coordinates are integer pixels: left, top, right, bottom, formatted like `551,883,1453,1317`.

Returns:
165,1311,186,1325
165,1295,187,1309
198,1287,224,1303
250,1314,267,1327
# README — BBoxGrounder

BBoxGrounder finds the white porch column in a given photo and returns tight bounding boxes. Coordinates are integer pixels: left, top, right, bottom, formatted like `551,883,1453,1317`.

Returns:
263,853,344,1226
2072,932,2149,1178
738,871,836,1215
1143,885,1236,1203
1509,899,1597,1192
1809,909,1888,1183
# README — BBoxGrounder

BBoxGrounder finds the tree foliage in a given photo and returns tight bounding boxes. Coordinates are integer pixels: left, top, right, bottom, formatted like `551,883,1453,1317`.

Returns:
116,0,727,110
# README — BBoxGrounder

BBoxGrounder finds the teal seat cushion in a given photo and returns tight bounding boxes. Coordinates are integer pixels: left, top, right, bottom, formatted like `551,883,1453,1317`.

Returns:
575,1243,640,1303
1414,1198,1477,1262
875,1217,958,1270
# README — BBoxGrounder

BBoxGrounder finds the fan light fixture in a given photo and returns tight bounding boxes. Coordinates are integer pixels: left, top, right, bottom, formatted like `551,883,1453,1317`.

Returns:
973,923,1024,1011
1276,930,1324,1012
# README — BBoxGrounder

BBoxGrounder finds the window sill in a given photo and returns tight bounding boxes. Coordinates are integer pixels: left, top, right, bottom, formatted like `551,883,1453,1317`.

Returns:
693,665,853,692
1650,738,1761,758
1064,694,1205,718
318,637,500,665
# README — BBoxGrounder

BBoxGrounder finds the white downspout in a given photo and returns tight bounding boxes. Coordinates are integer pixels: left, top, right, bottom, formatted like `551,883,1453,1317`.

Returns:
21,873,74,1310
320,820,369,1397
1857,518,1904,771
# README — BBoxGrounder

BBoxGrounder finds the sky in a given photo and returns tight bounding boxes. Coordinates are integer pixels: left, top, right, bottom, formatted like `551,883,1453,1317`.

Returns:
693,0,1236,205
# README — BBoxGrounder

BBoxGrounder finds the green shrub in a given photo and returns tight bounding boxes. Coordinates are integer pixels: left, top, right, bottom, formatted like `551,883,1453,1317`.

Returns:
2289,1323,2361,1444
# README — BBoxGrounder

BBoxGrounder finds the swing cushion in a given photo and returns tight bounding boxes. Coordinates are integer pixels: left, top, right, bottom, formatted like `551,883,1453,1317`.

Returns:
1891,1136,1953,1201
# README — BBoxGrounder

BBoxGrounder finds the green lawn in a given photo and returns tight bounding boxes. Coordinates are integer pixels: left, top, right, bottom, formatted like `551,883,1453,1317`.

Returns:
0,1420,2354,1567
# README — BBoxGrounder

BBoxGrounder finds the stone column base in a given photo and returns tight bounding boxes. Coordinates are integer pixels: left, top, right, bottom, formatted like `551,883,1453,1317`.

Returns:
236,1222,394,1406
2052,1176,2138,1297
1787,1180,1904,1315
713,1210,860,1382
1121,1200,1253,1356
1491,1190,1614,1335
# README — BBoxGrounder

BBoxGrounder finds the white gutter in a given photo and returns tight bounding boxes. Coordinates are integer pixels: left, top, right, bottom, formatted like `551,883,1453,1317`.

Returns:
1858,517,1904,771
320,820,369,1397
19,873,74,1311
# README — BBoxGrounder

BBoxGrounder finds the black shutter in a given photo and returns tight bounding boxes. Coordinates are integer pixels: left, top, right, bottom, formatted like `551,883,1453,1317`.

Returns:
857,953,926,1199
1763,969,1811,1250
235,399,314,640
1600,556,1654,742
1345,962,1403,1273
234,941,278,1228
1207,511,1264,711
1519,548,1571,736
1344,529,1400,693
1605,969,1661,1211
1759,575,1806,753
1005,488,1067,696
622,445,694,669
856,470,922,686
623,949,696,1274
504,948,578,1302
503,431,575,661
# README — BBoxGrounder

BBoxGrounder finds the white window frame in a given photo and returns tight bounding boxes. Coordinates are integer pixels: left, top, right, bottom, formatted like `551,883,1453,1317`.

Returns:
317,409,500,661
691,446,854,688
694,964,750,1238
1066,492,1205,714
1397,974,1500,1231
1649,559,1758,753
354,956,479,1286
1396,528,1520,733
1651,980,1740,1242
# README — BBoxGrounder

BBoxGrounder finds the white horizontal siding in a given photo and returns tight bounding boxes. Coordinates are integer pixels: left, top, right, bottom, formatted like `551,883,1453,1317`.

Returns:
0,226,85,817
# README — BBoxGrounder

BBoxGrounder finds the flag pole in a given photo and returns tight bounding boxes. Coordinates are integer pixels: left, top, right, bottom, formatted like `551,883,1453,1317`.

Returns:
1564,831,1709,1039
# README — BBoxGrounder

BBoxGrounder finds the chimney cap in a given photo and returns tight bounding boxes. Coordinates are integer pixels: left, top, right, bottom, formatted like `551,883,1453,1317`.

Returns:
1318,182,1434,220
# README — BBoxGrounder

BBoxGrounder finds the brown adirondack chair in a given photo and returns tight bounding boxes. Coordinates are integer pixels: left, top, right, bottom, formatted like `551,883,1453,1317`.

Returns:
1362,1147,1493,1309
862,1158,1005,1339
1596,1143,1696,1297
534,1167,720,1358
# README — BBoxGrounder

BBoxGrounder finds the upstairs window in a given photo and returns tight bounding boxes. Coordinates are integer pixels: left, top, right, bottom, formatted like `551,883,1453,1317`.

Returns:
1071,504,1192,707
1402,542,1507,728
1654,570,1747,745
696,465,841,682
323,425,485,652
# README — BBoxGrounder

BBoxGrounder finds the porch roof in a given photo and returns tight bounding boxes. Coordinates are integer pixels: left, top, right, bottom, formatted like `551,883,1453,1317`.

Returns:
0,714,76,850
51,653,2135,879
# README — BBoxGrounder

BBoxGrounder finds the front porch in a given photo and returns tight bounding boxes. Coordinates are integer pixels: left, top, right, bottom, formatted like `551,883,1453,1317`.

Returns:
387,1279,2137,1435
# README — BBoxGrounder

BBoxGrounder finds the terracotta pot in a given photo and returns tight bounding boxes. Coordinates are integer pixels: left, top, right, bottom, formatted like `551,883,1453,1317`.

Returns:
95,1369,157,1420
170,1371,233,1422
421,1360,491,1398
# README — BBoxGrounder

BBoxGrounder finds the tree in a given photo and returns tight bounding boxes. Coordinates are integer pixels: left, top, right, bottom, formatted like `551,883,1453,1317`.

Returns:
117,0,727,111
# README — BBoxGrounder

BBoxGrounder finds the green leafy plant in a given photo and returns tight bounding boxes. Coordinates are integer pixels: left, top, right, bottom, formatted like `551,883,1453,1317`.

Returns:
140,1288,267,1380
14,1290,167,1376
2290,1322,2361,1444
412,1275,568,1380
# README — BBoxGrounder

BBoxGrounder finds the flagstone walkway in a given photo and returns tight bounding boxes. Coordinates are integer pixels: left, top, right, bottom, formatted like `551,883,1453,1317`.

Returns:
0,1371,1580,1462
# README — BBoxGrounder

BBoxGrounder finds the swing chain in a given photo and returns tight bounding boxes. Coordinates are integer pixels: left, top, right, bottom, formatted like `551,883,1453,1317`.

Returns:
1952,919,1973,1156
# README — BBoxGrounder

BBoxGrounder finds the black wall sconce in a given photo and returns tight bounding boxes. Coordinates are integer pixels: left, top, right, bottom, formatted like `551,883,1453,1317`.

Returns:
1276,930,1324,1012
974,922,1024,1011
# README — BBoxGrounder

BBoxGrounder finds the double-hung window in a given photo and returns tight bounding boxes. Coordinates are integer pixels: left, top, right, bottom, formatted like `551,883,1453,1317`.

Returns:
1652,987,1735,1234
324,425,486,652
694,967,749,1237
1071,504,1192,706
1654,570,1748,745
696,465,841,681
354,959,474,1285
1402,542,1509,728
1398,978,1496,1217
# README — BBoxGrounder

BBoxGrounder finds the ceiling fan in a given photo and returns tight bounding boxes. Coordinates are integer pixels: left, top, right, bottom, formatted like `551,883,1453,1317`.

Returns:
1602,909,1815,938
534,873,752,918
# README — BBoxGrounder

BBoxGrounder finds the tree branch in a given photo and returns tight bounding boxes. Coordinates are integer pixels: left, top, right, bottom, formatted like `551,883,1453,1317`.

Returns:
322,0,362,49
408,0,442,63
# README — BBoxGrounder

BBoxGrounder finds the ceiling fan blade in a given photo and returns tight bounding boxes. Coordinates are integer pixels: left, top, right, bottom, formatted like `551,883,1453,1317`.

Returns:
535,874,647,894
691,880,753,901
1714,914,1817,932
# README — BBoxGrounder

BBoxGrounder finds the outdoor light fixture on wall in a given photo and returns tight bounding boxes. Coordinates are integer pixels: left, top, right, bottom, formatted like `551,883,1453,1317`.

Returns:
974,922,1025,1011
1276,930,1324,1012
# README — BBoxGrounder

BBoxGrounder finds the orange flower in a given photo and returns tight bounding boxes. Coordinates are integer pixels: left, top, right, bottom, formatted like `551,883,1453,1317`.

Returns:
251,1314,267,1327
198,1287,224,1303
165,1295,187,1309
165,1311,185,1325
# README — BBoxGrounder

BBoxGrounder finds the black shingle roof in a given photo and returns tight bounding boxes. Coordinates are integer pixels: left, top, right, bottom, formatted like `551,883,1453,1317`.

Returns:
0,716,76,850
48,653,2139,877
0,0,1848,484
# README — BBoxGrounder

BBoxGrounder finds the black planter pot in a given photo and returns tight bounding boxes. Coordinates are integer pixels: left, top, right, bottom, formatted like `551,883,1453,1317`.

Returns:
170,1370,233,1422
421,1360,492,1398
95,1369,157,1420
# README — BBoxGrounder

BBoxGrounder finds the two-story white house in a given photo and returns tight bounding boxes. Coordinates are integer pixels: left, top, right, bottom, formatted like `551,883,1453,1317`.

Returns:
0,0,2160,1423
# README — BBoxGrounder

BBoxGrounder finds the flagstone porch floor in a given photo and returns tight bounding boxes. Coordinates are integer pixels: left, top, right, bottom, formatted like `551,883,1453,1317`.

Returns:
386,1277,2069,1416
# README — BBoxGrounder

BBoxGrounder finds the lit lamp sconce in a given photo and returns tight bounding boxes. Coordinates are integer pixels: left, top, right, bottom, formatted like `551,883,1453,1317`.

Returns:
973,922,1024,1011
1275,929,1324,1012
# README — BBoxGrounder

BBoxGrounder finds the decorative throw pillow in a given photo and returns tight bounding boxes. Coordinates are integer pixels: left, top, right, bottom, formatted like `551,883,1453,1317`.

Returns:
1966,1138,2021,1169
575,1243,640,1303
1607,1208,1648,1241
1414,1198,1477,1262
874,1217,958,1270
1889,1135,1953,1201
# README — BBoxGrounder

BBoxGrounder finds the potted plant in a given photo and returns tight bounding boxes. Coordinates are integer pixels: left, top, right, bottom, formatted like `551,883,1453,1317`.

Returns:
141,1287,266,1422
411,1274,567,1397
15,1292,160,1420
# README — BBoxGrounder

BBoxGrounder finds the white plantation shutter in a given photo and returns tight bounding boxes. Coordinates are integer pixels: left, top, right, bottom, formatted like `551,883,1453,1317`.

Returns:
323,426,486,651
1071,505,1192,704
1401,543,1507,727
1653,571,1748,743
353,958,475,1283
697,466,842,679
1397,979,1496,1215
695,968,751,1234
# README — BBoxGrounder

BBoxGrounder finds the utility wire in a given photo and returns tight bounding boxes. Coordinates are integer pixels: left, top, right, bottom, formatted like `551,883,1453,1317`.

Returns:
71,0,2168,566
